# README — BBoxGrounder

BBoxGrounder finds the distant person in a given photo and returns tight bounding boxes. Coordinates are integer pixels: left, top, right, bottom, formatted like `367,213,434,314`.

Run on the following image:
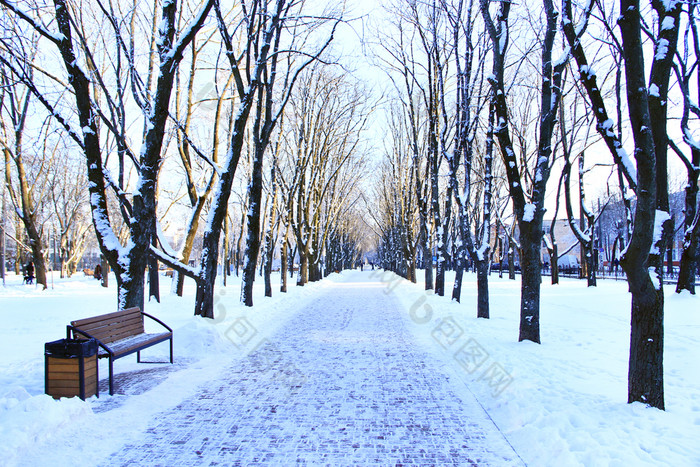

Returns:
24,261,34,285
93,263,102,280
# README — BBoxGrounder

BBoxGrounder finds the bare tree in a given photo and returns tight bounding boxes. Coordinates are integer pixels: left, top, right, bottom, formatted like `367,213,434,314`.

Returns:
283,67,369,286
166,31,231,297
372,102,420,281
671,1,700,294
0,0,215,308
562,0,680,409
237,2,340,307
47,152,91,277
0,75,55,288
262,142,282,297
481,0,568,343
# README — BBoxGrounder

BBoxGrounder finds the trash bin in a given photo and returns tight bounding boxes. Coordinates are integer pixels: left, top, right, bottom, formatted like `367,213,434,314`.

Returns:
45,338,99,400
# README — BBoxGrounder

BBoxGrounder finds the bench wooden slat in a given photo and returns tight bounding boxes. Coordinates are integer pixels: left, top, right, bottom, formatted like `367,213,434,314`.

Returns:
85,321,145,344
74,314,143,332
72,311,145,344
71,307,141,327
97,332,172,359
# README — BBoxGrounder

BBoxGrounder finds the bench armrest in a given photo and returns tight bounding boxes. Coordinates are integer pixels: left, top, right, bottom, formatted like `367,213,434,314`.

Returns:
66,325,115,358
141,311,173,334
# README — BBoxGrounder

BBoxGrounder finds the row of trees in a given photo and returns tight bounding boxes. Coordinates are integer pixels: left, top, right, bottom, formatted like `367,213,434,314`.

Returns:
372,0,700,411
0,0,368,315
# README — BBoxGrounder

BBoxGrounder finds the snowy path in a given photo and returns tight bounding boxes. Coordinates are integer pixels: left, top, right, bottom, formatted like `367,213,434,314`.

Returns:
105,271,523,466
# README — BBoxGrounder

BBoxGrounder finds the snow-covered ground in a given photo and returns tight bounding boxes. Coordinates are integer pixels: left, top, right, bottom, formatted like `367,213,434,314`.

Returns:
0,269,698,466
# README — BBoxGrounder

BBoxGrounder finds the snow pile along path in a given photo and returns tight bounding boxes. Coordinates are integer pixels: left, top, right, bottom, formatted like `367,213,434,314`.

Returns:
104,270,523,465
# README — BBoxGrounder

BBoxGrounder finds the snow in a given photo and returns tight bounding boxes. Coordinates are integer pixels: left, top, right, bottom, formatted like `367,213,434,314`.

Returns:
655,39,669,61
649,83,660,97
89,195,124,255
650,210,671,255
155,221,182,259
553,45,570,68
616,145,638,185
0,271,325,465
579,64,595,79
683,127,700,152
476,243,489,262
661,16,675,31
390,271,700,466
543,233,553,250
601,118,615,137
1,270,699,465
648,267,662,290
522,203,536,222
661,0,679,10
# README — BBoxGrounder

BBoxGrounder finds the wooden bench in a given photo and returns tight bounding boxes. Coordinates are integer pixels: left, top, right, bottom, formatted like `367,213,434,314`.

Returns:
67,307,173,395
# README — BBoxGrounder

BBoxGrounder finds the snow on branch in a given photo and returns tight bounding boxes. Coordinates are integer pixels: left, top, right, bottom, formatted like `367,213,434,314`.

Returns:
0,54,84,148
650,210,671,256
164,0,216,65
155,220,183,259
0,0,64,46
149,245,200,278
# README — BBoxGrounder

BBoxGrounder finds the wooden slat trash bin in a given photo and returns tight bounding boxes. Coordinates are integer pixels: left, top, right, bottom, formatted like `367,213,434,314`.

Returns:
45,338,99,400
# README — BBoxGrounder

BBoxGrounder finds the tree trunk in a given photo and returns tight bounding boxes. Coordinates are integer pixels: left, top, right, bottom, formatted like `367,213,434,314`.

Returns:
100,255,109,288
309,259,321,282
223,217,230,287
421,216,433,290
290,246,296,279
194,104,254,317
452,263,464,302
518,225,541,343
627,275,665,409
408,253,417,283
264,255,273,297
618,0,666,409
117,252,147,311
298,252,308,286
27,226,47,289
508,241,515,280
676,232,697,294
280,239,288,293
241,147,264,307
148,237,160,303
585,245,597,287
676,177,698,294
551,243,559,284
476,259,490,319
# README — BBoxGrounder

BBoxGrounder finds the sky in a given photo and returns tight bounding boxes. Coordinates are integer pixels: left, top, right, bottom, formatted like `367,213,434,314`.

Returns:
329,0,691,221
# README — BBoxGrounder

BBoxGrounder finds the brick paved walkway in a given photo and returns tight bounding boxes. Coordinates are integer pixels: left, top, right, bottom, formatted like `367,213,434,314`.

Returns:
105,273,523,466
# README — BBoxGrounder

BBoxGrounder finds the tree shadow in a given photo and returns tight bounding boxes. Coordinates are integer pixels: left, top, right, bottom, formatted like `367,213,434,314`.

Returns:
92,359,194,412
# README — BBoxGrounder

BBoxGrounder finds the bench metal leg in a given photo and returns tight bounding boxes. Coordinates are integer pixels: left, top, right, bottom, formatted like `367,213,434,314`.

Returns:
170,338,173,364
137,350,141,363
109,358,114,396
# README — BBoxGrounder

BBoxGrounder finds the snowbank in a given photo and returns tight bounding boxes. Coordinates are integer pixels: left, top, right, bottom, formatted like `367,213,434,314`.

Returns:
386,270,700,466
0,270,328,466
1,269,698,465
